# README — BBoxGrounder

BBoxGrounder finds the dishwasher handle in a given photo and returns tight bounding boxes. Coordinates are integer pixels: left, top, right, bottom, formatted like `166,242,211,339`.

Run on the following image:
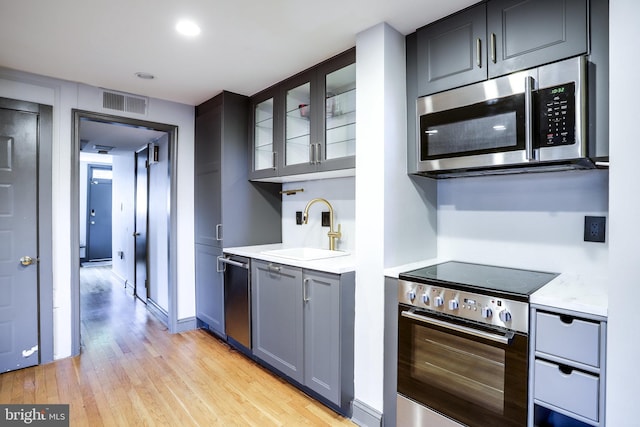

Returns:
217,256,249,272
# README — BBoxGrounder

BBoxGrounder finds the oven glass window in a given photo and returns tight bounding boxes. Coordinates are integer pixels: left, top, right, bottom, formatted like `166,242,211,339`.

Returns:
398,309,528,427
419,93,525,160
412,324,506,413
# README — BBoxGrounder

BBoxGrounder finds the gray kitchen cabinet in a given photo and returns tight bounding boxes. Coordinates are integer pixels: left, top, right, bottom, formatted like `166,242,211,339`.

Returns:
195,91,282,337
303,269,355,408
195,244,224,334
251,259,355,414
249,48,356,181
416,0,588,96
529,305,607,426
251,260,304,382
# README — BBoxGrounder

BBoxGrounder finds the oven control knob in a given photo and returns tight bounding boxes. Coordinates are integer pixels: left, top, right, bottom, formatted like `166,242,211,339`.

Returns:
407,290,416,302
434,296,444,307
421,294,430,305
499,310,512,323
448,299,459,310
481,307,493,318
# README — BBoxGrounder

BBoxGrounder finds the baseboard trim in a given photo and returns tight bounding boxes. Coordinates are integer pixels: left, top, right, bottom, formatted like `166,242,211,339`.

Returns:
175,316,197,333
146,299,169,326
352,399,383,427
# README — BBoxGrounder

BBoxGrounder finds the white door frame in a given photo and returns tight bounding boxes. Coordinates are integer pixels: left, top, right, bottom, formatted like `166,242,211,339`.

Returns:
70,109,179,356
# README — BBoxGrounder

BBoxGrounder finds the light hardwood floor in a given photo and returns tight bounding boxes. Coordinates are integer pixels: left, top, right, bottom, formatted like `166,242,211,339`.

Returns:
0,266,355,426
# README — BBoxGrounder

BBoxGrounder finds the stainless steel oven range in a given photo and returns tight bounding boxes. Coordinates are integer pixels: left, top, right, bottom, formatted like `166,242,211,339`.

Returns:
397,261,558,427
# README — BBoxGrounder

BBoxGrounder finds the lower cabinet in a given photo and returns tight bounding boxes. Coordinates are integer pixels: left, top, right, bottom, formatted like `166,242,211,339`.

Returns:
195,244,225,337
252,261,304,382
251,259,355,415
529,305,607,427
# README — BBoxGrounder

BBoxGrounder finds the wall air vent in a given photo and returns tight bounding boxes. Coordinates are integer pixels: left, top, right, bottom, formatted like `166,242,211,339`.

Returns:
101,90,148,115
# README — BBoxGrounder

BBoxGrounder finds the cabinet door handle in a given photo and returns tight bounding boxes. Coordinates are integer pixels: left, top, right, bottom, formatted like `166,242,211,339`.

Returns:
272,151,277,170
315,143,321,165
303,278,310,303
476,38,482,68
309,144,315,164
490,33,497,63
267,263,281,273
215,224,223,241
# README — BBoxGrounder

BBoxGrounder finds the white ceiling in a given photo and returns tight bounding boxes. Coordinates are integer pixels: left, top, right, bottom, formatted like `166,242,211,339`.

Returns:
79,119,167,154
0,0,477,106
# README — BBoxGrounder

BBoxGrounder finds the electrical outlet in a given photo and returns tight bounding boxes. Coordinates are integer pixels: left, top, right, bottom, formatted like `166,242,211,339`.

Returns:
296,211,303,225
322,211,330,227
584,216,606,243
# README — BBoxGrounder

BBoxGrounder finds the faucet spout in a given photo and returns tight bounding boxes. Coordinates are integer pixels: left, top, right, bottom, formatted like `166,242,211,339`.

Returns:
302,198,342,251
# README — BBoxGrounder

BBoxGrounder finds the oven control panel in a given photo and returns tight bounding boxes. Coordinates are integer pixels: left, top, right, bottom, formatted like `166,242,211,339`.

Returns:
398,279,529,334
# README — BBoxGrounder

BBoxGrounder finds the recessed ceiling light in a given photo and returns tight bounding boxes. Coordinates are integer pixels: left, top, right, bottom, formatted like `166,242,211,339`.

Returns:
135,72,155,80
176,19,201,37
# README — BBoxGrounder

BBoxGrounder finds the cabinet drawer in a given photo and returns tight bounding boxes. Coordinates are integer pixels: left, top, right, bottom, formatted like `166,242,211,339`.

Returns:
534,359,599,422
535,311,600,367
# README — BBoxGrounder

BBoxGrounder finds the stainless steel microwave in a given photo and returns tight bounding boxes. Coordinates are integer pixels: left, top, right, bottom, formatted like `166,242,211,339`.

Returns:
415,56,597,177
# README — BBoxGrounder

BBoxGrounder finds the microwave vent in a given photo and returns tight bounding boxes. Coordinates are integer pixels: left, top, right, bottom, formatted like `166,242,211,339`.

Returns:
101,90,148,115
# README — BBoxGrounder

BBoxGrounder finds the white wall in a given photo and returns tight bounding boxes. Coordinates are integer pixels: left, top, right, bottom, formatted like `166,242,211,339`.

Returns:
281,178,355,252
354,22,438,416
0,68,195,359
606,0,640,424
437,170,609,274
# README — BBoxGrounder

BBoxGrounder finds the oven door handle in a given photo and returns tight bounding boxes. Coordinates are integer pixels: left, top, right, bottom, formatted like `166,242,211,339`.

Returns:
401,310,514,345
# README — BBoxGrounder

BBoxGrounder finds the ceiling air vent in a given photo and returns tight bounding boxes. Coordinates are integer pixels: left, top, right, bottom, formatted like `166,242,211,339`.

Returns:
101,90,148,115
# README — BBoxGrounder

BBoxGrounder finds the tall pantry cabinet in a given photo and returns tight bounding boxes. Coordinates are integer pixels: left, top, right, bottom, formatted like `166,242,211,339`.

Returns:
194,91,281,337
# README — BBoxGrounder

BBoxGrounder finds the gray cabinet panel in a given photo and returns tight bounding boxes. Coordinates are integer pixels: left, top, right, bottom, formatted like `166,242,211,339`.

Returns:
251,260,354,413
534,359,599,422
415,0,588,97
195,244,224,336
487,0,587,79
417,3,487,96
195,91,282,335
304,270,341,403
194,104,222,247
251,260,304,383
535,311,600,368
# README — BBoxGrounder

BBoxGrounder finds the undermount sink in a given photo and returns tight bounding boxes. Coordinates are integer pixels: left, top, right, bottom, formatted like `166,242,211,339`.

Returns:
261,247,349,261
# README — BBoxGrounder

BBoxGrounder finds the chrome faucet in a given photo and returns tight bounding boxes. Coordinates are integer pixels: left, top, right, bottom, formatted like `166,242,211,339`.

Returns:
302,198,342,251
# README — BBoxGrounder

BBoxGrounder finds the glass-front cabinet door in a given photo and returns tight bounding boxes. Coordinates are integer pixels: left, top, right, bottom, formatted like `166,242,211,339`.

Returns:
284,80,312,169
323,62,356,164
250,88,278,180
249,48,355,180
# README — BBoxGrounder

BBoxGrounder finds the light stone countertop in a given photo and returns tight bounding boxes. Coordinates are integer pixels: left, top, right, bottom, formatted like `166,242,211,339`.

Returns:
530,272,608,318
223,243,356,274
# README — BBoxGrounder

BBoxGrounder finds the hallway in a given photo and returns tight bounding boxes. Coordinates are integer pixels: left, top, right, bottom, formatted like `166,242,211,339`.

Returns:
0,266,354,426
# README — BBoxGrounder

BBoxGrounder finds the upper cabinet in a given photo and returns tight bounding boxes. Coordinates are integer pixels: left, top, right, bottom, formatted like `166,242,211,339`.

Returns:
249,48,356,181
416,0,588,96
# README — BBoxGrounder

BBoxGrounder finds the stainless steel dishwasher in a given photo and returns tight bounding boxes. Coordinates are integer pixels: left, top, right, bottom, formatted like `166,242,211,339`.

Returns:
218,254,251,354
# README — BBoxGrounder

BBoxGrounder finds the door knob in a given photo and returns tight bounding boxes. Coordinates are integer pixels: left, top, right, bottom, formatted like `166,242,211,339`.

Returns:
20,256,35,266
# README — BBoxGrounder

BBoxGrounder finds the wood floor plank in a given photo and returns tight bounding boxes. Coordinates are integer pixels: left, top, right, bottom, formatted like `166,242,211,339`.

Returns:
0,266,355,426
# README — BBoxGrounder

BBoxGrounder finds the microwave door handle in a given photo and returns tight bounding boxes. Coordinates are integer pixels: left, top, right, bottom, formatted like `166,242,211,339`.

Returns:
524,76,536,161
401,309,514,345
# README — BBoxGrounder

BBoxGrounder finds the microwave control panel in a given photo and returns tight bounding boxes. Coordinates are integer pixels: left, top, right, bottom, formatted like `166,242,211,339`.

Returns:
538,82,576,147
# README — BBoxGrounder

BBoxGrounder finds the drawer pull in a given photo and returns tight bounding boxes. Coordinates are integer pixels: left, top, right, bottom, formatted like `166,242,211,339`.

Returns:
559,365,573,375
560,315,574,324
